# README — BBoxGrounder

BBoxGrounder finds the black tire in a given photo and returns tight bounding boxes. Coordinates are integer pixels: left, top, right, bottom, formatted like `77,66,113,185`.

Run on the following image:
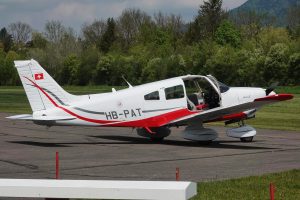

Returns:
150,137,165,142
197,140,213,145
240,136,254,142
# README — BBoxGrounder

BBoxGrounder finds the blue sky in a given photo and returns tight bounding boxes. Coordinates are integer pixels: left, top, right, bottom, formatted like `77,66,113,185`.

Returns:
0,0,247,32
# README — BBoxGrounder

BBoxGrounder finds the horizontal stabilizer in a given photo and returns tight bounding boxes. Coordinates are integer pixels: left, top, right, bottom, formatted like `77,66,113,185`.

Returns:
7,115,75,121
33,116,76,121
6,114,33,120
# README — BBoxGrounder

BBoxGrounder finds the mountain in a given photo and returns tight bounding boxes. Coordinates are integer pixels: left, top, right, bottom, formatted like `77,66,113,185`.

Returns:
230,0,300,26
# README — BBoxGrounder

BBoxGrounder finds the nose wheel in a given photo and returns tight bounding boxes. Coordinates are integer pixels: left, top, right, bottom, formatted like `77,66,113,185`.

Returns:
226,120,256,142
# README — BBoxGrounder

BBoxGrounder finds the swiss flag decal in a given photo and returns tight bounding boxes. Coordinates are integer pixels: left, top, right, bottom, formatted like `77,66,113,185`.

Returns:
34,73,44,80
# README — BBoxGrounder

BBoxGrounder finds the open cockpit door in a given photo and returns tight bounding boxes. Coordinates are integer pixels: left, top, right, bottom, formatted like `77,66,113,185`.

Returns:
206,75,222,106
182,75,222,111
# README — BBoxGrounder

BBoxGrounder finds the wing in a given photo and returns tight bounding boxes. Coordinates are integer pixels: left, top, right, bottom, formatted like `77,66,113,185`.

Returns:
170,94,293,125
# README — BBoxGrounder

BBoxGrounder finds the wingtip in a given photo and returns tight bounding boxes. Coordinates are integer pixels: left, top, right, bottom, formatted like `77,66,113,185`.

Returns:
255,94,294,102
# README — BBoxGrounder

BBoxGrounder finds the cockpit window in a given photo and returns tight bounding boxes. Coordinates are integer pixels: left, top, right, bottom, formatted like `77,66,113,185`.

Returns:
218,81,230,93
144,91,160,100
165,85,185,100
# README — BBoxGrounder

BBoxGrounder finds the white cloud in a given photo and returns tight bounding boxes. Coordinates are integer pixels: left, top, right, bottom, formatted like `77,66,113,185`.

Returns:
50,2,97,22
0,0,248,31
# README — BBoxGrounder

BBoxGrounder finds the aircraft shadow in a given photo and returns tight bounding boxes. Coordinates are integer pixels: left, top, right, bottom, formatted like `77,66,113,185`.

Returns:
91,135,277,150
8,136,277,150
9,141,70,147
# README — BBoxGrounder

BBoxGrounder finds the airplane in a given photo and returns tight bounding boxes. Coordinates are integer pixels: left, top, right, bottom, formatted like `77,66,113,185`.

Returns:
7,59,293,143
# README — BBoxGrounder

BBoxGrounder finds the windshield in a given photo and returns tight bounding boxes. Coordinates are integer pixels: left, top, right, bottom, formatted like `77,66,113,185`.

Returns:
218,81,230,93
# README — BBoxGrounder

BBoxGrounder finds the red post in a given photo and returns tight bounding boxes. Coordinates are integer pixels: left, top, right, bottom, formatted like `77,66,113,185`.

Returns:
56,152,59,179
176,167,180,181
270,183,275,200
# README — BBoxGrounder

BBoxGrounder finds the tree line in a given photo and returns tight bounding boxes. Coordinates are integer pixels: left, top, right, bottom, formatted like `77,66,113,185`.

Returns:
0,0,299,87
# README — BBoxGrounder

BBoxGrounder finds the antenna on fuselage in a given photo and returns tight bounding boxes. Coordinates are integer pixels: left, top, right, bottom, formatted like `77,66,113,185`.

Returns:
122,75,133,88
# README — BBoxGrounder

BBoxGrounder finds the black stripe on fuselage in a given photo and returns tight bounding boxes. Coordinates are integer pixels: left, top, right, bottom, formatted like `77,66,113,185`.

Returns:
142,107,181,113
73,107,105,115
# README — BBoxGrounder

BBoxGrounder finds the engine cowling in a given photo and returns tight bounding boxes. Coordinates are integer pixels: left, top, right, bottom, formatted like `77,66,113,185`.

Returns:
136,127,171,139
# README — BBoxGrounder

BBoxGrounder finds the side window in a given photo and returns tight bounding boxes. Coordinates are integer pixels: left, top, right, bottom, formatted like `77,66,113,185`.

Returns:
165,85,184,100
144,91,160,100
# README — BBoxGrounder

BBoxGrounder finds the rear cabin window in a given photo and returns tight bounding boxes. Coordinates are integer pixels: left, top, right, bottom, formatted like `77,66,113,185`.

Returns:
165,85,185,100
144,91,160,100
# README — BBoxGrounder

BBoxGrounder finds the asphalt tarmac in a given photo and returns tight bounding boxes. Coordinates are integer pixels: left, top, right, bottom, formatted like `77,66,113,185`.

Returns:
0,112,299,183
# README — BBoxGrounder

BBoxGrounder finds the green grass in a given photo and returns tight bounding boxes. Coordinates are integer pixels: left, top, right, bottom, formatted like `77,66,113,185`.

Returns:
246,86,300,131
0,85,299,131
0,85,124,113
192,169,300,200
79,170,299,200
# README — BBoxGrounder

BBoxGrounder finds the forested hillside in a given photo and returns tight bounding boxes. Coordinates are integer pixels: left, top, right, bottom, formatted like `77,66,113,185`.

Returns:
0,0,299,87
230,0,299,26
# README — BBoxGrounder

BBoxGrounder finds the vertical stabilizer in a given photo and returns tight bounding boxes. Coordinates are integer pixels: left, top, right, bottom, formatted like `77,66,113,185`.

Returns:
14,59,75,112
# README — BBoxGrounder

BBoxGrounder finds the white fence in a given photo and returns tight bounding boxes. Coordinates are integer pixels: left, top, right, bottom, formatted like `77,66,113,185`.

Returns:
0,179,197,200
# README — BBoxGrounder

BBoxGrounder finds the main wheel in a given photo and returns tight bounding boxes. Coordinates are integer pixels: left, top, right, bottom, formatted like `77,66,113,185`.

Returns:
197,140,213,145
150,137,165,142
240,136,254,142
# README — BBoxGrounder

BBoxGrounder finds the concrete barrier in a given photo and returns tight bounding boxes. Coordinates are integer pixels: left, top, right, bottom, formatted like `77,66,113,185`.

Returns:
0,179,197,200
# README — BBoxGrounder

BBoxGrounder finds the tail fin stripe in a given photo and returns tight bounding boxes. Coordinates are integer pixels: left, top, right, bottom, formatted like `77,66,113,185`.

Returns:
26,83,69,106
23,76,59,107
42,88,69,106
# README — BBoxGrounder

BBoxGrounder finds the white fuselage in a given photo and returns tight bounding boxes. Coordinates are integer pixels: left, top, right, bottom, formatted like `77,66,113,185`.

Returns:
31,76,267,128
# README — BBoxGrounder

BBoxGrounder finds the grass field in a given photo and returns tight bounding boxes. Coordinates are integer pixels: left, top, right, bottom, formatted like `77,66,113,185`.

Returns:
192,169,300,200
0,85,299,131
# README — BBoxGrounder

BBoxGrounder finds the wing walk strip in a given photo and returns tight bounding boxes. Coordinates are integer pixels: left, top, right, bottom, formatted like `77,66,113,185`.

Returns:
23,77,197,127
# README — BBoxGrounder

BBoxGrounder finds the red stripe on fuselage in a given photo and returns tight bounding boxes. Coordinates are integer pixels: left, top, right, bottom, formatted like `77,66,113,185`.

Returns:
24,77,197,127
111,108,197,127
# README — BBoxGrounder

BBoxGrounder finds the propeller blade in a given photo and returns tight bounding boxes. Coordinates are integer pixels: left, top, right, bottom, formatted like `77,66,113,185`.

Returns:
266,82,279,95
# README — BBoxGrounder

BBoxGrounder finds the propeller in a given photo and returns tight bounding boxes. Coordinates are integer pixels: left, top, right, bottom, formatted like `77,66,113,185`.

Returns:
265,82,279,95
